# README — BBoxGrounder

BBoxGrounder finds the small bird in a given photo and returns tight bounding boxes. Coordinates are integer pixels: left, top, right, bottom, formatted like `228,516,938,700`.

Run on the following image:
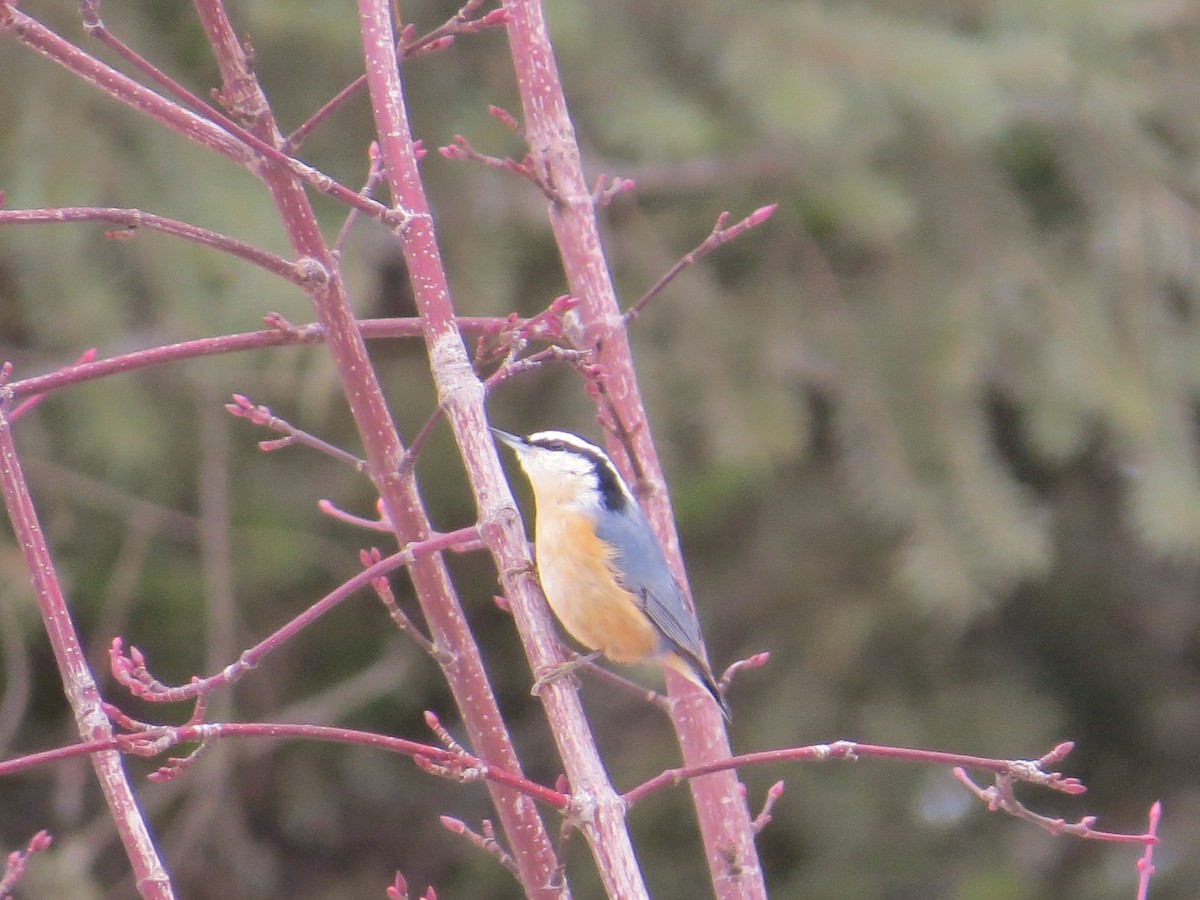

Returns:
492,428,729,719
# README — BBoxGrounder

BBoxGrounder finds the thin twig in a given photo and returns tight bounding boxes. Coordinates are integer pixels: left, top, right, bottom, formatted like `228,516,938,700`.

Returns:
621,738,1153,848
50,2,408,228
1135,801,1162,900
361,548,439,658
109,527,481,703
0,829,53,896
5,317,506,404
439,135,562,203
0,207,306,284
751,781,785,835
319,499,395,533
226,394,367,471
8,349,96,421
284,2,507,151
440,816,520,879
0,722,571,810
719,652,770,693
333,144,388,259
623,205,778,325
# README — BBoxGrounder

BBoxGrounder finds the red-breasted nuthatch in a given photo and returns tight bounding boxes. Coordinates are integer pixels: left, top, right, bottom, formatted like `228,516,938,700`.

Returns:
492,428,729,719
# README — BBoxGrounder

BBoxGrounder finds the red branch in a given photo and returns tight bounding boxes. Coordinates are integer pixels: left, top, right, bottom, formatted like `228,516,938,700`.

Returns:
0,5,404,228
0,376,173,899
621,739,1153,847
226,393,367,470
1135,801,1162,900
286,2,508,151
624,205,778,324
500,0,767,894
440,816,520,879
0,829,53,897
0,207,304,284
0,726,1155,850
109,527,480,703
5,316,505,404
357,0,648,893
0,722,570,810
623,740,1085,808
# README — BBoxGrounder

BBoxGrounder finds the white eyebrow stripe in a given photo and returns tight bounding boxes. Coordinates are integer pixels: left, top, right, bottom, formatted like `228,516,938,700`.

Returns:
525,431,605,455
523,431,634,510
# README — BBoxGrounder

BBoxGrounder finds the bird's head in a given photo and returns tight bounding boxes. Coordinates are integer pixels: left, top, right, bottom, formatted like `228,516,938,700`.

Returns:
491,428,632,513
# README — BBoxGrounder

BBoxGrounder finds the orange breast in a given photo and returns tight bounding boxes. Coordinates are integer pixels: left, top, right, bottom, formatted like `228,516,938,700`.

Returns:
535,512,659,664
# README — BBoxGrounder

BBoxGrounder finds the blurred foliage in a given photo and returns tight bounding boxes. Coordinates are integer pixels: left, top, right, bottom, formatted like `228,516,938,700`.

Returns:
2,0,1199,897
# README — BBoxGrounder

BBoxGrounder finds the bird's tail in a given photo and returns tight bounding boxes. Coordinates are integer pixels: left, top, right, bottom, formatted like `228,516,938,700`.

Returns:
664,653,731,722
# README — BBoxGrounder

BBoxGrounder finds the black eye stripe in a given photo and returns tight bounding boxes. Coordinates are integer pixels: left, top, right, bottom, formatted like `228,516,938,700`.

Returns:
530,436,574,454
571,445,627,512
527,435,628,511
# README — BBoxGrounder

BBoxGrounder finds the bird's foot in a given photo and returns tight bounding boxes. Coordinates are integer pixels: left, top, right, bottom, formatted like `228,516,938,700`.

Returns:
531,651,602,696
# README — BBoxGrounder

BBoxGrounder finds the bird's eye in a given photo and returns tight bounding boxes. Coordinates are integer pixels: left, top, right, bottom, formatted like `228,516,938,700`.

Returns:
546,440,566,452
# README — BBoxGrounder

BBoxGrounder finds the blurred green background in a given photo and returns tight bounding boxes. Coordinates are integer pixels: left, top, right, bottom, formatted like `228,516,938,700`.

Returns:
2,0,1198,897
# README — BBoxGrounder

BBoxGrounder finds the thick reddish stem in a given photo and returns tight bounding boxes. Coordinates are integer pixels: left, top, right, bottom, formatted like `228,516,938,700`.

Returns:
0,401,174,899
499,1,766,895
357,1,650,895
186,0,564,891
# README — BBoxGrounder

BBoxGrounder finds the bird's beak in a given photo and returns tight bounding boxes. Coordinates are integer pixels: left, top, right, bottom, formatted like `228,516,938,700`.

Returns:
490,427,526,451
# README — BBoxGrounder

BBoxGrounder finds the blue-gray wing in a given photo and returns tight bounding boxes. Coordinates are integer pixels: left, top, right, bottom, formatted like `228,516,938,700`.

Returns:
594,505,707,665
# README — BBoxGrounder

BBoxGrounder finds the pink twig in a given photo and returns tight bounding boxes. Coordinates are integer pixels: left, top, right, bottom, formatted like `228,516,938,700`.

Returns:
439,135,561,202
78,0,228,118
488,104,523,135
146,740,213,784
440,816,520,879
333,144,388,258
286,72,372,153
405,2,508,56
501,0,764,891
0,829,53,897
358,0,628,892
471,295,579,367
0,722,570,810
953,766,1146,843
624,739,1094,808
424,711,468,755
751,781,785,835
719,651,770,693
592,174,635,208
0,207,305,284
362,548,439,657
620,737,1152,847
624,204,778,324
395,333,587,478
0,377,173,899
226,393,367,470
8,349,97,421
109,527,479,703
4,317,504,404
286,2,506,152
0,6,405,228
318,498,395,533
1134,801,1162,900
394,335,588,480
